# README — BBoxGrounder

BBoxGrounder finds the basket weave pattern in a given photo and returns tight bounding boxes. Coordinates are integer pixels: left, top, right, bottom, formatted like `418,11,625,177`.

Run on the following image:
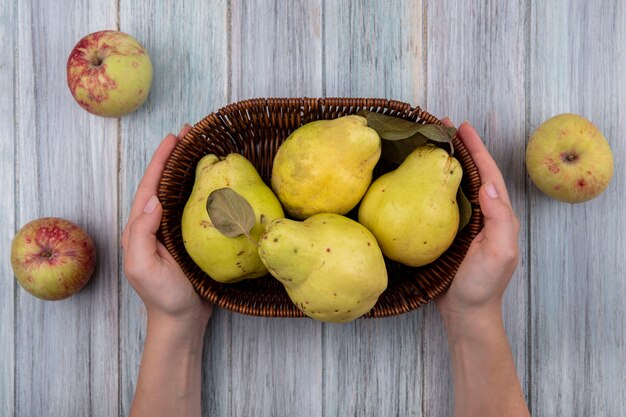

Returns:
158,98,483,318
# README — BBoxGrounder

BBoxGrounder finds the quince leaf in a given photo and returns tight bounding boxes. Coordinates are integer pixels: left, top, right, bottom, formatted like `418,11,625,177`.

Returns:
206,188,255,239
413,124,456,155
358,110,457,163
457,186,472,232
380,133,428,165
359,110,422,140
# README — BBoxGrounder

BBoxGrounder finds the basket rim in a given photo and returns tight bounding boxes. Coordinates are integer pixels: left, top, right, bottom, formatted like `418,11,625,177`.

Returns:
158,97,483,319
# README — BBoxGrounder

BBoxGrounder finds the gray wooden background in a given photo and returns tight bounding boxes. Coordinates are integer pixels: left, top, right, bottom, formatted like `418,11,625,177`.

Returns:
1,1,625,416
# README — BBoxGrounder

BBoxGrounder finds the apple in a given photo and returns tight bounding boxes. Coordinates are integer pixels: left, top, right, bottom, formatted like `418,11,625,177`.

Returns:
66,30,152,117
526,113,614,203
10,217,96,301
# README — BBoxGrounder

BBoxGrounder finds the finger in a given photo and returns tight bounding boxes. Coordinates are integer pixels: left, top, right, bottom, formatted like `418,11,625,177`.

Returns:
478,181,518,259
125,195,162,273
441,117,455,128
457,122,512,207
130,133,179,217
178,123,192,139
132,122,190,215
122,133,180,248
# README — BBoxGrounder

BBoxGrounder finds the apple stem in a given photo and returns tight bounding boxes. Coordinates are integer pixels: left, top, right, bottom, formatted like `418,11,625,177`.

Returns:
561,151,578,163
41,251,52,258
91,53,103,67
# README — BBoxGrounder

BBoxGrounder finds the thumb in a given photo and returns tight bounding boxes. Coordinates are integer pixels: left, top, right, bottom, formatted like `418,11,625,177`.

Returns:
126,195,162,264
478,182,518,254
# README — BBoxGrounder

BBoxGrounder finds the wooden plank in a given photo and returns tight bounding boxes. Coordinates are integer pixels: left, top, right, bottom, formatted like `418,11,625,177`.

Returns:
117,1,230,416
228,317,322,417
323,317,423,417
529,2,626,415
230,0,323,99
13,1,119,416
228,1,323,416
423,1,529,415
0,0,16,415
322,1,425,416
323,0,425,102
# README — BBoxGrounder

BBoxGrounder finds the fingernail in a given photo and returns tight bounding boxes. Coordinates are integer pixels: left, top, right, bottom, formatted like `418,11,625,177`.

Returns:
144,195,159,213
178,123,191,137
485,181,498,199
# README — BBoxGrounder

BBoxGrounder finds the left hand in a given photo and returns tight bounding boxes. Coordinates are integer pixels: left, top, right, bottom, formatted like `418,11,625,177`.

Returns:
121,124,213,329
435,119,520,324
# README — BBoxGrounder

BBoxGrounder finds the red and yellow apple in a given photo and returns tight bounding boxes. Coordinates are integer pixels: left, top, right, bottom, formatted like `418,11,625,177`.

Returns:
66,30,152,117
526,113,614,203
11,217,96,301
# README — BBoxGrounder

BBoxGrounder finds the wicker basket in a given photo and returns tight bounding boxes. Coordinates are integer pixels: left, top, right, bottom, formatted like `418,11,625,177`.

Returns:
158,97,483,318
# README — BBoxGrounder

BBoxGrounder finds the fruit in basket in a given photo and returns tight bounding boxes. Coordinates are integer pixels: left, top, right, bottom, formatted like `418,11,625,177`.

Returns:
67,30,152,117
182,154,284,283
358,144,462,267
526,113,614,203
10,217,96,300
258,213,388,323
271,115,381,219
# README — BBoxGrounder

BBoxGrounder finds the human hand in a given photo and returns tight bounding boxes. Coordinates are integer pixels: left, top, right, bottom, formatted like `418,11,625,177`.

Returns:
434,120,530,417
121,125,213,332
436,120,520,325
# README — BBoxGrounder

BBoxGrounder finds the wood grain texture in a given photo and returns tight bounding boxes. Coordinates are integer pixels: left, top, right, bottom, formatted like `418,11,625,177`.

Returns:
228,2,323,416
529,2,626,416
4,1,626,416
200,308,232,417
322,1,426,416
0,0,16,415
13,1,119,416
323,0,424,103
229,317,322,417
230,0,323,99
117,1,230,416
323,317,423,417
423,1,529,415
